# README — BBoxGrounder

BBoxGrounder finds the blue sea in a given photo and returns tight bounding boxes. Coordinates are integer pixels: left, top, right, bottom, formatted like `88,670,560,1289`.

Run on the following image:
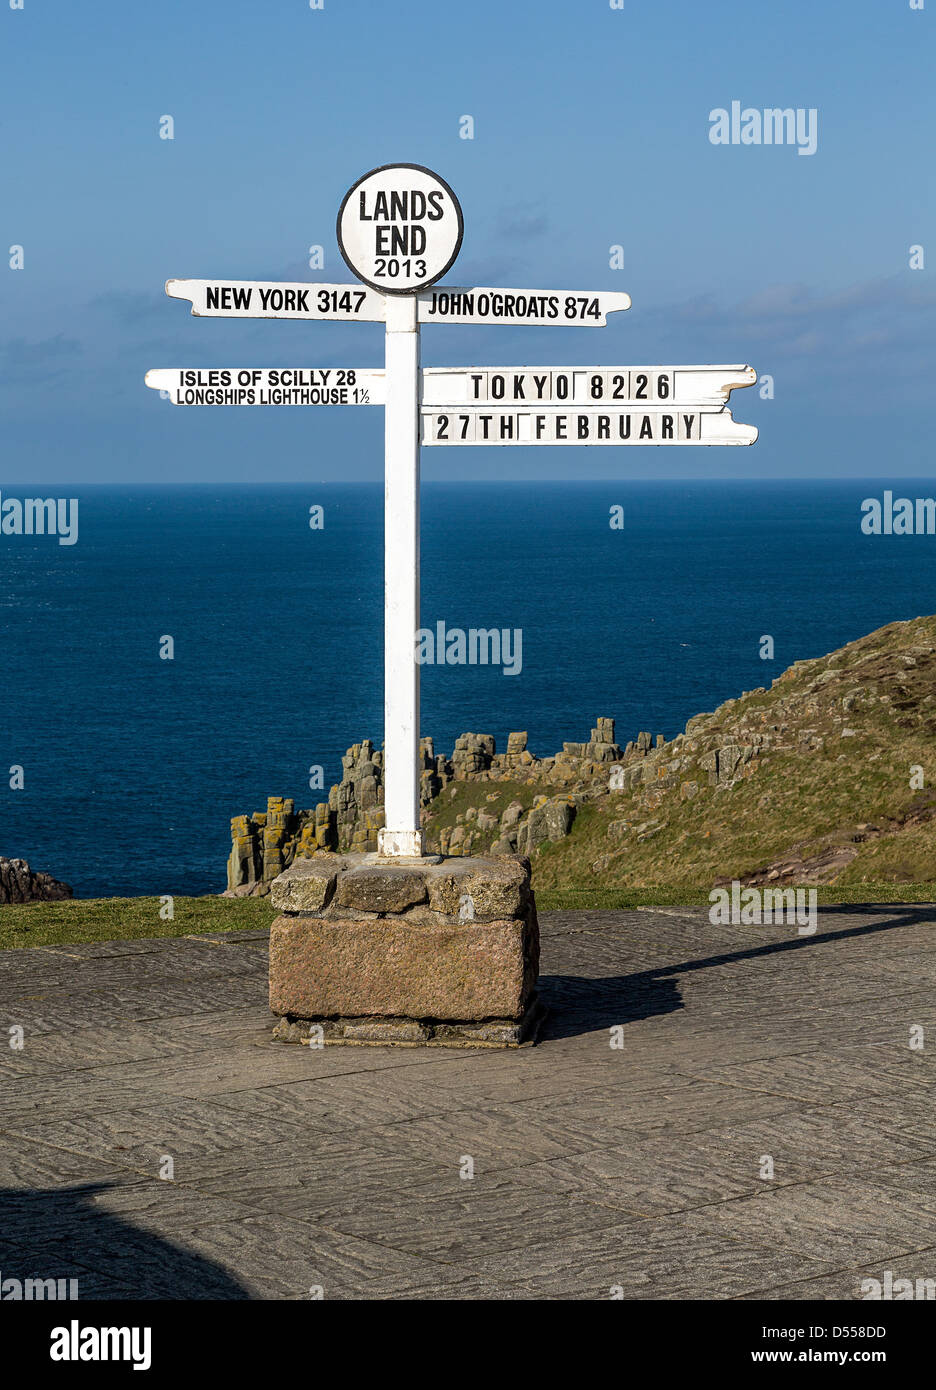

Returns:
2,481,933,899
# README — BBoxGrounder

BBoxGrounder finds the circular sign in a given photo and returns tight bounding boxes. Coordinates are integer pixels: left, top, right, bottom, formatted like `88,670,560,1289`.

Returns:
337,163,463,296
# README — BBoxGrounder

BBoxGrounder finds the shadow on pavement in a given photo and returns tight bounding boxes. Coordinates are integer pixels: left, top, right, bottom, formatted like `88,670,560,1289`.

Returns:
0,1183,251,1299
539,902,935,1041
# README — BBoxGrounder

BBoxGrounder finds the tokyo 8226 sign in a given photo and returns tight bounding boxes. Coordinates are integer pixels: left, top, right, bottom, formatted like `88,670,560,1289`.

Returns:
337,163,464,295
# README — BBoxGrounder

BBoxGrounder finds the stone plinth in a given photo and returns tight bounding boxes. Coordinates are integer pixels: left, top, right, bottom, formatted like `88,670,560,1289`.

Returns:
268,852,542,1047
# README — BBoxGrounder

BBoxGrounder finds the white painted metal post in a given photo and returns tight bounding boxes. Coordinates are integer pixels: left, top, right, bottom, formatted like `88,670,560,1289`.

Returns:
378,293,424,857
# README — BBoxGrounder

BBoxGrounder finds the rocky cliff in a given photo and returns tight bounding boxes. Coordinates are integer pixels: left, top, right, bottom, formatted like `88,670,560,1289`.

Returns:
225,615,936,897
225,717,640,895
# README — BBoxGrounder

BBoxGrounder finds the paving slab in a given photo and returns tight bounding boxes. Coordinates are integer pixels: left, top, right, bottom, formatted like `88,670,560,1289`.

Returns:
1,902,934,1299
435,1211,833,1300
194,1137,456,1208
688,1176,936,1264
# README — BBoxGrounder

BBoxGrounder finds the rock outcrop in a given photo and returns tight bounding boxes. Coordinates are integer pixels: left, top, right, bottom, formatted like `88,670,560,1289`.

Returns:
225,716,638,894
0,857,73,904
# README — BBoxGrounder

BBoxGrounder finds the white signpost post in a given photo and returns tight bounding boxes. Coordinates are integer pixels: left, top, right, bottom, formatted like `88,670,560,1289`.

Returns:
146,163,758,861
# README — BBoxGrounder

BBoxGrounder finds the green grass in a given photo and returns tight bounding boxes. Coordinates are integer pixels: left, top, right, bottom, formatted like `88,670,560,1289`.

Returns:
0,895,276,951
536,883,936,910
2,885,930,952
423,778,549,848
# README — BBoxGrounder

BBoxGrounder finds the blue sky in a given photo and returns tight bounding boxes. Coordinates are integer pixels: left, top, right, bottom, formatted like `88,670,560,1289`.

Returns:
2,0,933,482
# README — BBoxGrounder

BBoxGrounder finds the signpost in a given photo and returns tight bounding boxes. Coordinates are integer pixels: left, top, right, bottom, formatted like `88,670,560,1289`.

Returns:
144,368,384,407
420,364,756,406
166,279,386,321
336,163,464,295
146,163,758,859
420,407,756,446
416,288,631,325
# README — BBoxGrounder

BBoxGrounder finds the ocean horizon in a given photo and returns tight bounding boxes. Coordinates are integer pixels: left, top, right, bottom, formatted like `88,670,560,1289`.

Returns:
2,478,934,899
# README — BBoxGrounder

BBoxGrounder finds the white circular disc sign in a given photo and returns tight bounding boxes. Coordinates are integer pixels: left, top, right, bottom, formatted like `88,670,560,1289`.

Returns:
337,163,463,296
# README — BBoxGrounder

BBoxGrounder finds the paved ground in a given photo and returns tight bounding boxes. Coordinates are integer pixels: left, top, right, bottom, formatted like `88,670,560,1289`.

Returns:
1,904,935,1300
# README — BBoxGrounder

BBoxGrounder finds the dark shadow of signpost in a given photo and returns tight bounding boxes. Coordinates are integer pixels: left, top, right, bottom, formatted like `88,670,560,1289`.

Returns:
538,902,936,1040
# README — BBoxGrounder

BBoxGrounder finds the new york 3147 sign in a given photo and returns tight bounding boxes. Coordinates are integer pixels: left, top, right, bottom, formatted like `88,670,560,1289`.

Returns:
146,163,759,858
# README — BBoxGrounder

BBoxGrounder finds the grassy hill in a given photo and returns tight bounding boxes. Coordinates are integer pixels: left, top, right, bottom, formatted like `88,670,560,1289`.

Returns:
425,614,936,902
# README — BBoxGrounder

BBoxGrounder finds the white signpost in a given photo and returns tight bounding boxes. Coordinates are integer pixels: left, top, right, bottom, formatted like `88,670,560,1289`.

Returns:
166,279,386,322
420,364,756,406
417,288,631,325
146,163,758,859
144,368,385,407
420,407,756,446
336,163,464,295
